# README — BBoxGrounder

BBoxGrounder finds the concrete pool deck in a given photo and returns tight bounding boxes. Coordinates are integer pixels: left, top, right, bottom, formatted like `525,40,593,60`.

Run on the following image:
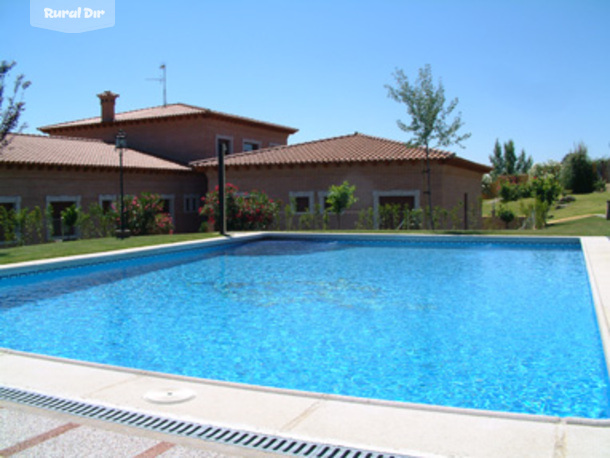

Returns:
1,233,610,457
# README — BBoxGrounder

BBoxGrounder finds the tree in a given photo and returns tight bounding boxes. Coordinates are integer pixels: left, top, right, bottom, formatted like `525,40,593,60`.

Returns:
490,140,504,177
561,143,595,193
503,140,517,176
516,149,533,175
386,64,470,229
489,139,532,177
1,60,31,149
326,181,357,229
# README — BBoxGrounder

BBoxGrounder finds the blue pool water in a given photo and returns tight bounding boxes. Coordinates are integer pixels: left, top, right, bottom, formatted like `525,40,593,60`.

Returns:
1,237,609,419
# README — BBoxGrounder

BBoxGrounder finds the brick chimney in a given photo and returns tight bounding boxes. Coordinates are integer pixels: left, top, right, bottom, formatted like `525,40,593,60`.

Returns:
97,91,119,123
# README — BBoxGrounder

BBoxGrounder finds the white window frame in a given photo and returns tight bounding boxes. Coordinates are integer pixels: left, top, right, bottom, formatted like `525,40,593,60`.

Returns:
373,190,420,229
216,135,234,155
46,195,81,239
289,191,315,214
183,194,200,214
0,196,21,212
242,139,261,152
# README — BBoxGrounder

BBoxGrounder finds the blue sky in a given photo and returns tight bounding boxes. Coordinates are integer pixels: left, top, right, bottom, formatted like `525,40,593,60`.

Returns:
1,0,608,166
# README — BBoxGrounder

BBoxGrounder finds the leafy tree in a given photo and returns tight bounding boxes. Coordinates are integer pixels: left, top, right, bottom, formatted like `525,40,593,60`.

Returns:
561,143,595,193
1,60,31,149
386,64,470,229
326,181,357,229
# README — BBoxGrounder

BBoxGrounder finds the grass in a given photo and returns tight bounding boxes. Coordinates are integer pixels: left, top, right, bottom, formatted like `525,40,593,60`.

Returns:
483,186,609,220
0,232,220,265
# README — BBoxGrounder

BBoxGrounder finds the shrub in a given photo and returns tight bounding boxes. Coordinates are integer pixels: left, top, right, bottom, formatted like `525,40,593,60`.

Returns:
530,174,563,206
326,181,357,229
199,184,278,232
118,193,173,235
561,143,595,193
497,205,515,229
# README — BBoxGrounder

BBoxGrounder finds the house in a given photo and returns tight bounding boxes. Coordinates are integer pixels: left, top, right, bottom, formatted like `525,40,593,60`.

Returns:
0,133,203,234
1,92,298,237
192,133,491,229
39,91,298,165
0,91,491,237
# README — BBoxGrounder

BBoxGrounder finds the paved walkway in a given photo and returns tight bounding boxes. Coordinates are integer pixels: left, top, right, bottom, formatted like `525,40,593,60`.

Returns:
0,402,271,457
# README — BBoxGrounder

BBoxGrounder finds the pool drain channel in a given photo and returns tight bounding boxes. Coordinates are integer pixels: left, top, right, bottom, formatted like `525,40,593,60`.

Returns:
0,386,412,458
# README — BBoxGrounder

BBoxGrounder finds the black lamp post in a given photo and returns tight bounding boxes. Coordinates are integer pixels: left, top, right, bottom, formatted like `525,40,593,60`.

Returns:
115,130,130,239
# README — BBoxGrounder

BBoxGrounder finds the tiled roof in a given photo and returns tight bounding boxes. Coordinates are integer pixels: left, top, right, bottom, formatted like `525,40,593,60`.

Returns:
191,133,490,172
39,103,298,134
0,134,191,172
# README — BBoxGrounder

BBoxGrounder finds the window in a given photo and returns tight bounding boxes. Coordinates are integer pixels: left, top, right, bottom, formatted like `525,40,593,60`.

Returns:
46,196,81,238
0,197,21,242
317,192,331,212
243,140,261,152
373,190,420,229
159,194,175,220
184,194,200,213
216,136,233,155
289,191,314,214
0,196,20,213
99,194,117,213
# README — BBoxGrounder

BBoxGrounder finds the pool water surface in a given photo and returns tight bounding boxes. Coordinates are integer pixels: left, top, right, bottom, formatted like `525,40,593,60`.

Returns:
1,237,609,419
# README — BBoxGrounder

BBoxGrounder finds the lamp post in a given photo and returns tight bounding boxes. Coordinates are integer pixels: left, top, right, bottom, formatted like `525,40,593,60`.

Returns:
115,130,130,239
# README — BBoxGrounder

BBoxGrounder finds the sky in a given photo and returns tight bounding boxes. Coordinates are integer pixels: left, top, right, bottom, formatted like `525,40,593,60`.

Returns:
1,0,609,167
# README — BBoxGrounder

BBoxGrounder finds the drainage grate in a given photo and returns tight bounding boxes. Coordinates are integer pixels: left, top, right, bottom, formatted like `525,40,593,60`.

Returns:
0,386,412,457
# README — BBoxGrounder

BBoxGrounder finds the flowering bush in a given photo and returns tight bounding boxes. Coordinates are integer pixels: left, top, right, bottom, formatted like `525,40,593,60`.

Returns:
199,184,278,231
114,192,174,235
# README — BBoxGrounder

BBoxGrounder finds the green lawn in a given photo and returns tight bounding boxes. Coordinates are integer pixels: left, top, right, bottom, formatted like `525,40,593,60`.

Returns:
0,232,220,265
483,186,609,220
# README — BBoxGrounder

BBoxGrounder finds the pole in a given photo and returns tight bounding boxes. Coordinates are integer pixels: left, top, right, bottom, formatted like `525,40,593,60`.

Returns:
119,148,125,236
464,192,469,230
218,143,227,236
425,143,434,230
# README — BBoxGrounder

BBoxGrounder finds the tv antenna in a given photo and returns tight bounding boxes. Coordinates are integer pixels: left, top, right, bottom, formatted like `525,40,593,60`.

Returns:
146,64,167,107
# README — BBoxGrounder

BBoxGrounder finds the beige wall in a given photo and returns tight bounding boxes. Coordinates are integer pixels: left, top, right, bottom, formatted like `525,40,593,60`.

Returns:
44,117,292,165
205,161,484,229
0,166,206,233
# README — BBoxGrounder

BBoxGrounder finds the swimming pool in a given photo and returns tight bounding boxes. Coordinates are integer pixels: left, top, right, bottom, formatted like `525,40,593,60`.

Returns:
1,234,609,419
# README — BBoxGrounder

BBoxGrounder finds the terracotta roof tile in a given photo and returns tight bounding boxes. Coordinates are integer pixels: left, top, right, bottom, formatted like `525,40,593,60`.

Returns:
39,103,298,134
191,133,492,173
0,134,191,172
192,133,454,167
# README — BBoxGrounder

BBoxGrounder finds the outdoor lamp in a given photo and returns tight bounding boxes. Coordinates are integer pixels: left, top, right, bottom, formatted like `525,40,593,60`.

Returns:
115,130,130,239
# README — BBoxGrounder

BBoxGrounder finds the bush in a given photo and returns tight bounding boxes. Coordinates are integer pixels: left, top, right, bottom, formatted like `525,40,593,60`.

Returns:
199,184,278,232
561,144,595,193
118,193,174,235
497,205,515,229
530,174,563,206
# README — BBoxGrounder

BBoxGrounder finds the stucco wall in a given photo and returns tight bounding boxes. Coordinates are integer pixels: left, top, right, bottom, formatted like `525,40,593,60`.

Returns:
0,166,206,233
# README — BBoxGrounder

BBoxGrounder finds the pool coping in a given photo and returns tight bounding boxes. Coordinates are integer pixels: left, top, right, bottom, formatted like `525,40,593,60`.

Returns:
2,232,610,457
